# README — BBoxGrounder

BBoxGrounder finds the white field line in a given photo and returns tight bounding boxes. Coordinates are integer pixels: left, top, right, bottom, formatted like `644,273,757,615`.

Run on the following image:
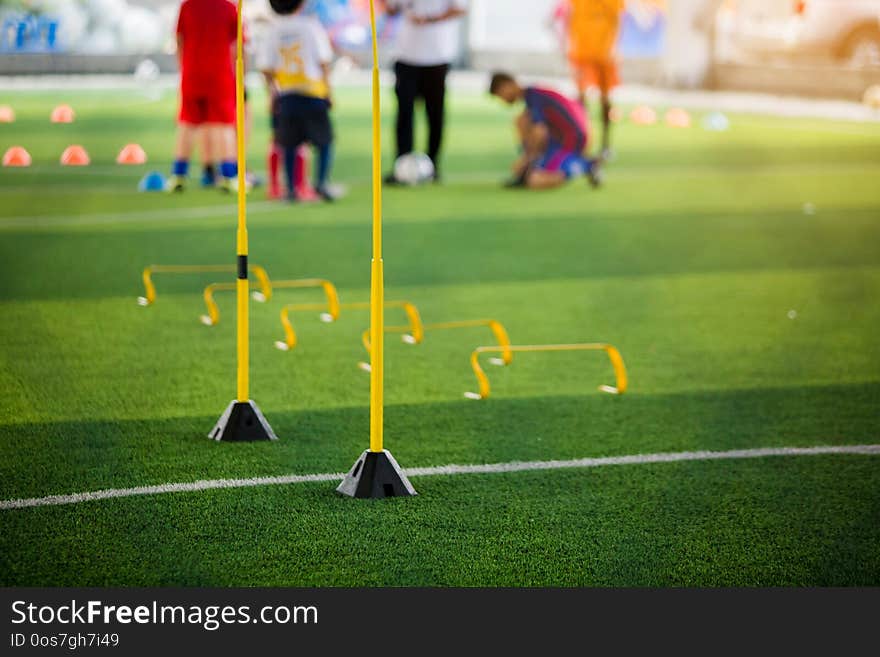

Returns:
0,200,280,229
1,444,877,511
4,162,879,230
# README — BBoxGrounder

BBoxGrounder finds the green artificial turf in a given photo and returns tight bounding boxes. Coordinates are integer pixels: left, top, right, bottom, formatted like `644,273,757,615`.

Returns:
0,85,879,586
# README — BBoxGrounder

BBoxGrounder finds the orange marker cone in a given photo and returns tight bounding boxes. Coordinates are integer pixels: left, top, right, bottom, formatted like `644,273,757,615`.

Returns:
665,108,692,128
0,105,15,123
3,146,32,167
630,105,658,126
51,104,75,123
60,145,90,166
116,143,147,165
609,106,623,124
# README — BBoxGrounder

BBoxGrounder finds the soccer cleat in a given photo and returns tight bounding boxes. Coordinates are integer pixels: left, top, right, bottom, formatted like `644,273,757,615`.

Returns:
315,185,337,202
586,160,603,189
165,175,186,192
200,167,217,188
503,168,529,189
218,177,252,194
383,172,403,186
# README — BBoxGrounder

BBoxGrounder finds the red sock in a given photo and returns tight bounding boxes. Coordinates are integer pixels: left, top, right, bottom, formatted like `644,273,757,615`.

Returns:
294,146,317,201
268,143,281,198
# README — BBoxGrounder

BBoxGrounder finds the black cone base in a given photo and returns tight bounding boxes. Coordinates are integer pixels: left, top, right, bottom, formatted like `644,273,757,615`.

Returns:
337,450,417,498
209,400,278,442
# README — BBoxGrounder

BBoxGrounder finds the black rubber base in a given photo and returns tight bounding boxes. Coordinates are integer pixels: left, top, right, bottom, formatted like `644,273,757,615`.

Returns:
209,400,278,442
337,450,417,499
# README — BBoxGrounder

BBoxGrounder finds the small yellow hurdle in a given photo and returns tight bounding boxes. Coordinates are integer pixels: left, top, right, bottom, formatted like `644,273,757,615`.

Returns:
361,318,513,363
201,278,338,327
277,299,422,352
465,343,628,400
138,264,272,307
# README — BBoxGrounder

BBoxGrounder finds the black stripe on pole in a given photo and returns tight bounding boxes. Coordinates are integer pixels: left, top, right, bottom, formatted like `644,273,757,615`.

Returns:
237,255,248,280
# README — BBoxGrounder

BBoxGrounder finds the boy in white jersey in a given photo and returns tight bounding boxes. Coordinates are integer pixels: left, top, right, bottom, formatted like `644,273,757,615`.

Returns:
257,0,335,202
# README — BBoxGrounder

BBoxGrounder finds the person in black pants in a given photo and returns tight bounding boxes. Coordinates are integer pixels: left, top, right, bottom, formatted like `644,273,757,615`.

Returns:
384,0,468,184
393,61,449,173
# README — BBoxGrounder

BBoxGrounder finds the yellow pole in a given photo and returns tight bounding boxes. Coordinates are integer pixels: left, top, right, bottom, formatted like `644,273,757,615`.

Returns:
368,0,384,453
235,0,249,402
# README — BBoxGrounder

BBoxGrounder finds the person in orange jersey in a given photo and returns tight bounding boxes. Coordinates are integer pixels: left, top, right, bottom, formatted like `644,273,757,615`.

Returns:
551,0,625,161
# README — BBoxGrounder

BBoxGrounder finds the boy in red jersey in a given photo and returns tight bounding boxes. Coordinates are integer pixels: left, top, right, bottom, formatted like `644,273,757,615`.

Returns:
489,72,601,191
168,0,241,192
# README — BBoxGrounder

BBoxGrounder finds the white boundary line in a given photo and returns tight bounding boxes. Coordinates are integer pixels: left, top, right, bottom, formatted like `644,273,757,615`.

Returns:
1,444,877,511
4,162,879,230
0,200,280,229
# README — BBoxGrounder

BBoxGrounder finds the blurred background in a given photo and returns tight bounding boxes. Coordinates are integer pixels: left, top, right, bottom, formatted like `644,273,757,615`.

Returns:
1,0,878,99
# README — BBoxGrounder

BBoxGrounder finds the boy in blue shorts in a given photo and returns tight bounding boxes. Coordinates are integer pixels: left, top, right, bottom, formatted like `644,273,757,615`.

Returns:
257,0,336,202
489,72,601,190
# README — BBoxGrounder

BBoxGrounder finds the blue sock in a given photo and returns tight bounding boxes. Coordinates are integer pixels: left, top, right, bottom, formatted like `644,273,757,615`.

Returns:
220,161,237,180
283,147,297,198
172,159,189,176
315,143,332,189
564,155,594,178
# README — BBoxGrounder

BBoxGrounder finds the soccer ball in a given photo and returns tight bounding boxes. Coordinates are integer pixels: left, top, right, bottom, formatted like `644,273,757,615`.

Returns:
864,85,880,111
134,59,160,83
393,153,435,186
702,111,730,132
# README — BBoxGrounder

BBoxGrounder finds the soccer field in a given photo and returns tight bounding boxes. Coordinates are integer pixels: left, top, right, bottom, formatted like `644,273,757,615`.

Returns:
1,85,879,586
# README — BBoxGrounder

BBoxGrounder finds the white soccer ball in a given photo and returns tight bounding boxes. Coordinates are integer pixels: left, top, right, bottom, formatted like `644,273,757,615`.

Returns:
134,58,160,83
702,111,730,132
394,153,435,186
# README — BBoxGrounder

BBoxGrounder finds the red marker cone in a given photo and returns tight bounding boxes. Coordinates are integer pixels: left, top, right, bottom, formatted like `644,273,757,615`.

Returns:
116,143,147,165
3,146,32,167
51,104,75,123
665,108,692,128
0,105,15,123
60,145,90,166
630,105,658,126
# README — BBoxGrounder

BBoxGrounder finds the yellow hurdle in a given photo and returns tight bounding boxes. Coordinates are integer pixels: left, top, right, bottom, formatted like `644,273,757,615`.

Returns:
466,343,628,400
277,299,422,352
201,278,338,327
360,317,512,364
422,319,512,365
138,264,271,307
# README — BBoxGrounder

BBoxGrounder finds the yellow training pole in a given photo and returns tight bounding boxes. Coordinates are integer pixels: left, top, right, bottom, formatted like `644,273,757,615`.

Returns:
336,1,413,495
207,1,276,441
235,0,249,403
368,0,384,453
